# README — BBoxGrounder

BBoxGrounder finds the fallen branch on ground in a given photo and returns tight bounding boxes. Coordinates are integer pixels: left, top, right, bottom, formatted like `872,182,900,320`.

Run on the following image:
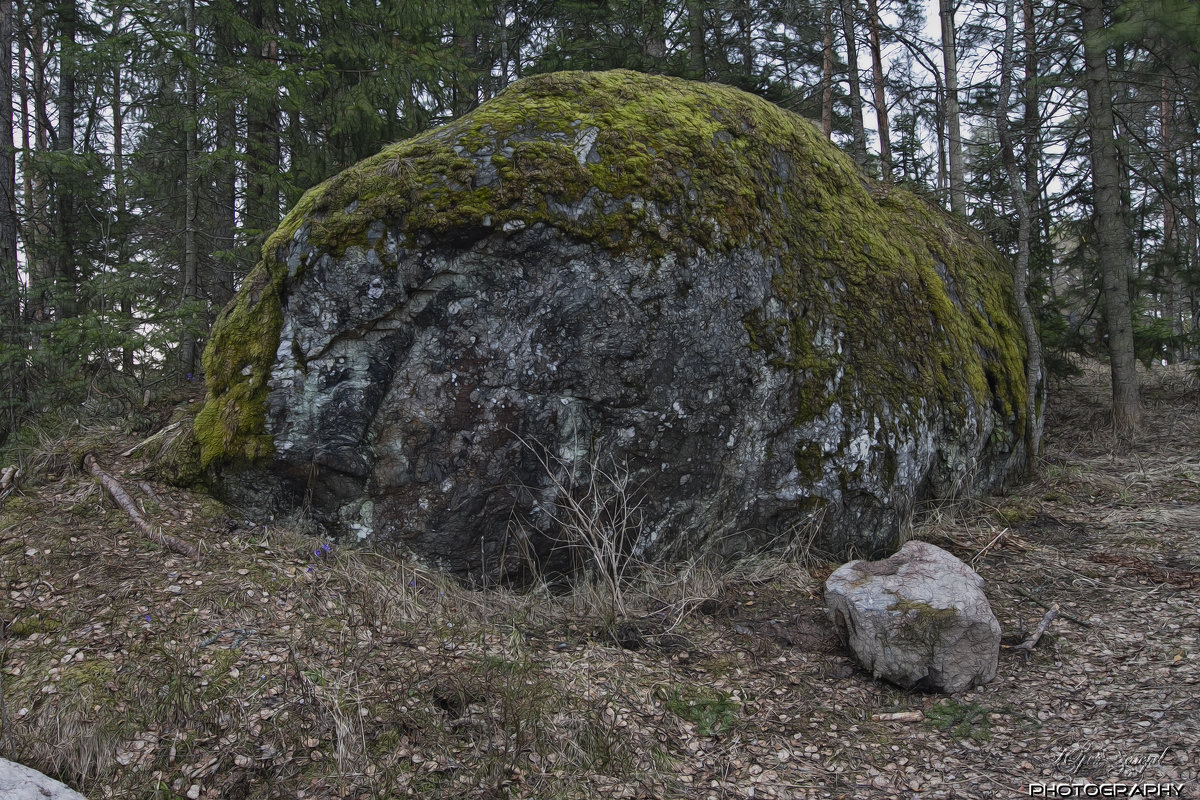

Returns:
871,711,924,723
83,453,199,558
1013,586,1091,627
1013,603,1059,652
121,420,184,458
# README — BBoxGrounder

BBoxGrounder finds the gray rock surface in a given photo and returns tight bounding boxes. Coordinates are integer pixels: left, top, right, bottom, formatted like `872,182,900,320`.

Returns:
0,759,89,800
824,540,1001,693
197,71,1036,582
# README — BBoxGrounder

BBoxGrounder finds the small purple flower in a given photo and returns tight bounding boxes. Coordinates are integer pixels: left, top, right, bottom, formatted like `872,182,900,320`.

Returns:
320,542,331,554
143,614,152,622
307,565,315,574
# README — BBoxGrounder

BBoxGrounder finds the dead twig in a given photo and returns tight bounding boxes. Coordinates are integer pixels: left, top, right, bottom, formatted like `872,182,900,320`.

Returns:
83,453,199,559
871,710,924,723
1013,603,1059,652
971,527,1011,565
1012,586,1091,627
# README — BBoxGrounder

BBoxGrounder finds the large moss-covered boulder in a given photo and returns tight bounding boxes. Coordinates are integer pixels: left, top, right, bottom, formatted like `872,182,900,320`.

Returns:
196,70,1034,581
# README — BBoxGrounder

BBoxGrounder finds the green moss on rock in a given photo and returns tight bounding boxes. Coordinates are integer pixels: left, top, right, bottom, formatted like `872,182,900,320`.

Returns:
196,69,1026,471
195,260,284,467
888,597,960,642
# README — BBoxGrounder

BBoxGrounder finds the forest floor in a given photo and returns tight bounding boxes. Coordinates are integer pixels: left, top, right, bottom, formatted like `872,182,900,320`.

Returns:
1,360,1198,800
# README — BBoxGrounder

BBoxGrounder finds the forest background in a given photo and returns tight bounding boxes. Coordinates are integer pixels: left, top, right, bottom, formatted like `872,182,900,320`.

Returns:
0,0,1197,451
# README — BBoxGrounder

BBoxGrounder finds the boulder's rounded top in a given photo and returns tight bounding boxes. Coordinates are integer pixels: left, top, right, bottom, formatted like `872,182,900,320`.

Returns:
266,69,870,264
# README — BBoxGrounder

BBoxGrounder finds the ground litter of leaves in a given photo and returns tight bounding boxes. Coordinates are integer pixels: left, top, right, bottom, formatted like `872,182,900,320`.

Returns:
1,361,1197,800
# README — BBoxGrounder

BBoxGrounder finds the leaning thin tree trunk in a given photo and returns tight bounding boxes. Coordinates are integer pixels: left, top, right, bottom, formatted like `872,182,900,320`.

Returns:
996,0,1043,471
84,454,199,558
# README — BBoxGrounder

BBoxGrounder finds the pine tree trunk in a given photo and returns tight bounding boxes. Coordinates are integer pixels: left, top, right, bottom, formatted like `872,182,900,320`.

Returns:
246,0,280,239
180,0,199,380
1022,0,1041,245
453,22,478,117
16,0,26,214
1081,0,1142,439
498,2,509,85
0,0,18,328
53,0,79,320
1160,74,1183,355
0,0,21,432
643,0,665,64
112,50,134,375
939,0,966,215
738,0,753,79
821,1,834,139
687,0,705,78
23,1,51,324
866,0,891,180
839,0,869,169
213,14,238,304
996,0,1043,472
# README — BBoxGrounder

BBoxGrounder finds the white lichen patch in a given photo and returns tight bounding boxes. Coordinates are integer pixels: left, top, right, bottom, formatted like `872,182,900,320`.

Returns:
573,125,601,166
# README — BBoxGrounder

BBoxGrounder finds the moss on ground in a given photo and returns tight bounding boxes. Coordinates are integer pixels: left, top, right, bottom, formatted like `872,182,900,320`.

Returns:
196,69,1026,469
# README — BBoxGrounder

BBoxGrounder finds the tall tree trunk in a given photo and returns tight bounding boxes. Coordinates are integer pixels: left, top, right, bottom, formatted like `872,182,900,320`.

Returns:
452,21,478,117
821,0,834,138
497,1,509,85
686,0,705,78
939,0,966,215
16,0,26,213
0,0,21,425
1160,74,1183,353
213,12,237,304
737,0,753,79
246,0,279,239
112,39,134,374
1160,77,1175,250
866,0,891,180
54,0,79,320
1081,0,1142,439
839,0,869,169
0,0,17,322
996,0,1043,472
643,0,665,65
23,1,51,323
180,0,199,379
1022,0,1041,252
